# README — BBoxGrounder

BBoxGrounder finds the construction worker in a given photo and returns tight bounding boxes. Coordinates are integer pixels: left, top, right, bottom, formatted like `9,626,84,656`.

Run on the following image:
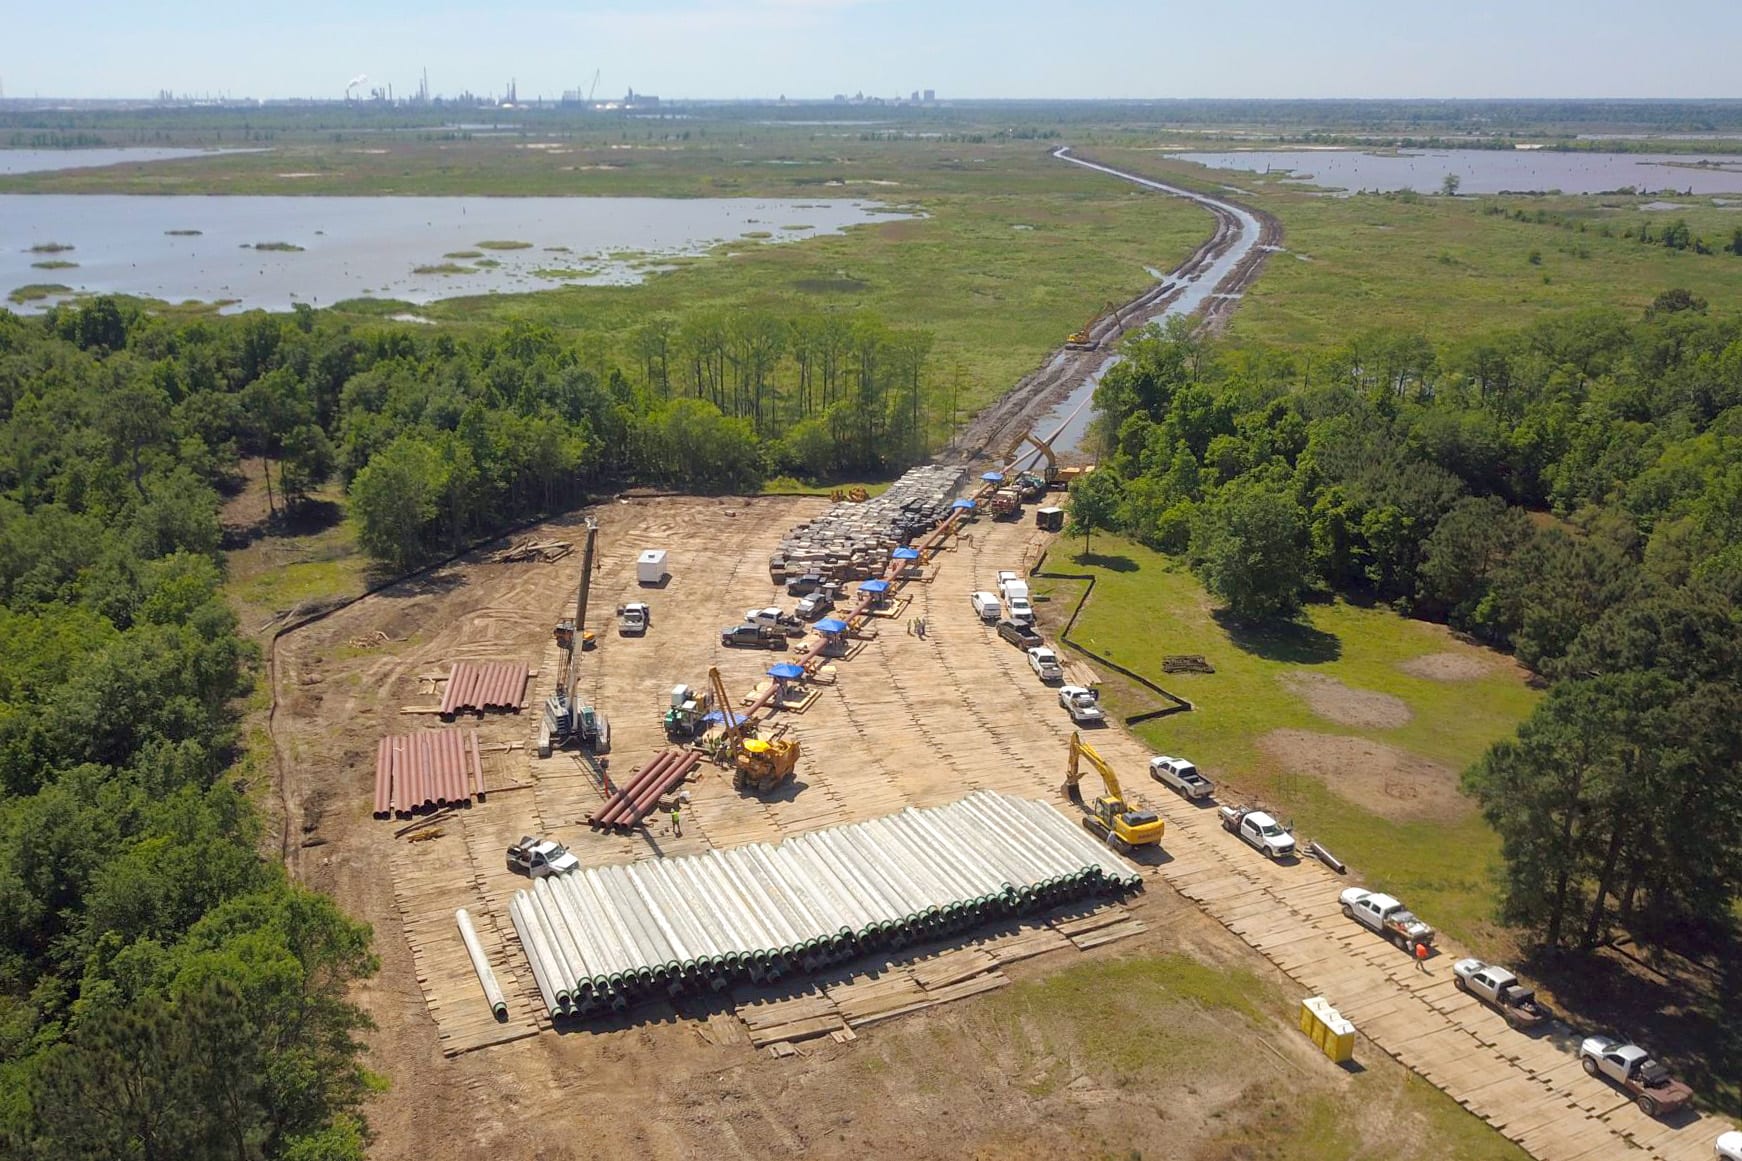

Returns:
671,803,682,837
916,616,927,639
1414,941,1430,972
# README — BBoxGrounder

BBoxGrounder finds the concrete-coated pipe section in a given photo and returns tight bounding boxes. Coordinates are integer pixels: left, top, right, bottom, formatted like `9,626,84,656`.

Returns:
507,789,1143,1014
455,907,509,1019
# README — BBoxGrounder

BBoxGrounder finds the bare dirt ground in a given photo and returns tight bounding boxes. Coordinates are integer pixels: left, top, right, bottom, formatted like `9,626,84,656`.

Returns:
1278,672,1414,730
271,498,1527,1160
1257,728,1468,824
1398,651,1499,682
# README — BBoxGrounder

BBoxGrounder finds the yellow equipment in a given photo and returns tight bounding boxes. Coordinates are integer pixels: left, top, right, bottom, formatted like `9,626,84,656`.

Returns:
703,665,801,793
1063,731,1165,854
999,426,1059,484
734,736,801,792
1065,301,1120,351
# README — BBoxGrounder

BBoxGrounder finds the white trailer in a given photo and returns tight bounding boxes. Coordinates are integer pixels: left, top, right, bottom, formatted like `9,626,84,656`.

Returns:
637,549,669,585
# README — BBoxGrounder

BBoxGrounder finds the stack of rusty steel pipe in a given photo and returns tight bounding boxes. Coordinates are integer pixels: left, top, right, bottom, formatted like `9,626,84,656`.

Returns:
588,749,702,830
440,660,531,716
372,728,487,817
509,790,1141,1019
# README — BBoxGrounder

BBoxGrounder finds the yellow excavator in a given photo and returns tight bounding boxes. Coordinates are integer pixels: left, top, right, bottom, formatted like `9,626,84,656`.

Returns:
705,666,801,793
1065,301,1120,351
1063,731,1165,854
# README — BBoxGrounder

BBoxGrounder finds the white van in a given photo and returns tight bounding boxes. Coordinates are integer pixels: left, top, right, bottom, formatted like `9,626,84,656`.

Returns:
970,591,1001,622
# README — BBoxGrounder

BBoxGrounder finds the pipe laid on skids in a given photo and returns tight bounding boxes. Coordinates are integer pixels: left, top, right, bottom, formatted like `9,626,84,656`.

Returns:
509,789,1141,1016
455,908,508,1018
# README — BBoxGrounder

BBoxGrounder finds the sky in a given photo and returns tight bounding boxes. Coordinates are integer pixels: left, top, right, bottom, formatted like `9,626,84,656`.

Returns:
4,0,1740,102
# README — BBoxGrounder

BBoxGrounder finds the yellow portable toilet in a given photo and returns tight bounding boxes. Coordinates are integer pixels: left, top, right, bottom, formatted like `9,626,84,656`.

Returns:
1299,996,1356,1064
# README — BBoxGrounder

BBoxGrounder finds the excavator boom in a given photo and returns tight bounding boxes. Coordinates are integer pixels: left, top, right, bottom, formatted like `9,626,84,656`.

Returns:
1064,731,1164,852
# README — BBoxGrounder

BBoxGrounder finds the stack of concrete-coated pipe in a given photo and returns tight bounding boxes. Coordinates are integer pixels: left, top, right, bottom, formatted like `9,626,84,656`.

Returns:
590,750,702,830
510,789,1141,1019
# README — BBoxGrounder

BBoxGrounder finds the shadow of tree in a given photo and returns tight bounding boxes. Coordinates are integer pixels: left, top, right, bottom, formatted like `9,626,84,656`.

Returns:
1213,609,1342,664
1520,941,1741,1113
1071,552,1139,573
220,498,346,550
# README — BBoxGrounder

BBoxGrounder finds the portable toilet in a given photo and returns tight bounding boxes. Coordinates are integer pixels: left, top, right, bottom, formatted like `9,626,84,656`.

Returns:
1298,996,1356,1064
637,549,668,586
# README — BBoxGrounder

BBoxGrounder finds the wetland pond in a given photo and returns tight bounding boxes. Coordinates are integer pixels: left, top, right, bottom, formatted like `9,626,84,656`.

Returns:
1172,148,1742,196
2,194,912,312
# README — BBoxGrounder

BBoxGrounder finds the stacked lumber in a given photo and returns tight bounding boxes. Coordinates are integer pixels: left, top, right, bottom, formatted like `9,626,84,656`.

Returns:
1162,654,1215,674
373,728,487,817
440,660,531,715
770,464,964,583
491,537,572,563
736,991,847,1048
1052,905,1148,950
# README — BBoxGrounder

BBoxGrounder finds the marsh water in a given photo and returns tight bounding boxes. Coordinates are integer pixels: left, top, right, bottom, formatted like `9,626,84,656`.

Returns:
1173,148,1742,195
2,195,910,311
0,147,264,175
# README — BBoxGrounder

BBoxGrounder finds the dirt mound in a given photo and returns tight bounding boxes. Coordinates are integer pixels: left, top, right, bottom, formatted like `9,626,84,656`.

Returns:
1397,652,1494,682
1258,729,1470,823
1278,672,1411,729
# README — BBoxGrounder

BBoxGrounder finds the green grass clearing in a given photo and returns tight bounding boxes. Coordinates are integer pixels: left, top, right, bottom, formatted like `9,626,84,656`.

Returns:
475,239,532,250
1033,537,1539,948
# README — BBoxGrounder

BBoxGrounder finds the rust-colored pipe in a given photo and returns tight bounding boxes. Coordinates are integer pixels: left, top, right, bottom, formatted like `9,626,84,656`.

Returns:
593,751,678,827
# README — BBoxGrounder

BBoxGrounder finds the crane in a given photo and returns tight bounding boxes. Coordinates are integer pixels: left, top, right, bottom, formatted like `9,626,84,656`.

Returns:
588,69,600,104
1063,731,1164,854
540,518,607,756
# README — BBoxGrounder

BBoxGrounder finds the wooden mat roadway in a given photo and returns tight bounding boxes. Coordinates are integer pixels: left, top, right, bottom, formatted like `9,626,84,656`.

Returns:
1146,800,1727,1161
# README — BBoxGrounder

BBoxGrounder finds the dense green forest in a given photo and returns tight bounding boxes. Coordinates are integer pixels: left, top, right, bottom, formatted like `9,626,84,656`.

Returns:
0,305,381,1158
1081,298,1742,954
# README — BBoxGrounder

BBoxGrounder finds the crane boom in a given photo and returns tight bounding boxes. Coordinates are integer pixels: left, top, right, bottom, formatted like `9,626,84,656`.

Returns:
564,518,598,707
706,666,739,744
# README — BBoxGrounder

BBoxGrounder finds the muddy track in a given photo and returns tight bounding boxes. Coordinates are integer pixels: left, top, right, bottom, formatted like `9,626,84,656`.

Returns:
946,147,1282,466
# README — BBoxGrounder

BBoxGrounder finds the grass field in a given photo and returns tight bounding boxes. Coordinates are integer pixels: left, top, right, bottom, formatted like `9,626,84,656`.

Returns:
964,951,1528,1161
1090,147,1742,346
1032,537,1540,950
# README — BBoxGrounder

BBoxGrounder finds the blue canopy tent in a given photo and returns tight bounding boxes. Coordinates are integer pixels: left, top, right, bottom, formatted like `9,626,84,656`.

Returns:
814,618,848,635
859,579,890,594
981,471,1004,483
701,709,748,727
892,546,921,561
951,498,976,510
767,663,805,681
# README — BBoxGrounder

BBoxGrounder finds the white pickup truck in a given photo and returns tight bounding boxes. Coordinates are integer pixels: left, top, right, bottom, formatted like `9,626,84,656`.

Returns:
506,836,580,878
1150,756,1213,799
1058,685,1105,724
617,602,650,635
1218,806,1295,859
1451,959,1547,1027
1339,887,1435,950
1026,646,1063,682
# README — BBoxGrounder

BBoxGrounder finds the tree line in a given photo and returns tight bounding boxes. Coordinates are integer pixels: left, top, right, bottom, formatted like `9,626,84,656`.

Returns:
1076,296,1742,955
0,305,378,1157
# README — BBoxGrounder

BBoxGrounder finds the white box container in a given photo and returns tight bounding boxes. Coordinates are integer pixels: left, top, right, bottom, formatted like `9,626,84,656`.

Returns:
637,549,668,585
